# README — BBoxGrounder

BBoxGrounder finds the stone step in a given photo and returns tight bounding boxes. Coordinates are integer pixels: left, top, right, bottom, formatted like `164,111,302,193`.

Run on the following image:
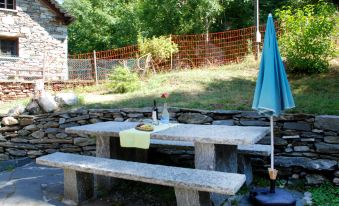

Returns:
36,152,245,195
150,139,271,156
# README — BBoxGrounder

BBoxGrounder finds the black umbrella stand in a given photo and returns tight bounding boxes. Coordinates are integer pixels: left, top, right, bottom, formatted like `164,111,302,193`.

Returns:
249,117,297,206
250,169,296,206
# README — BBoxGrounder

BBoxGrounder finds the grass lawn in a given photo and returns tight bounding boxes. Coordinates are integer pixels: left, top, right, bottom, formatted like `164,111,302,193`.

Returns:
68,58,339,115
1,58,338,115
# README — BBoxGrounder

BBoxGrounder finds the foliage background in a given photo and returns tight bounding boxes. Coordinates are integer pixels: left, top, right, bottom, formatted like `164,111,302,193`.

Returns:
63,0,338,54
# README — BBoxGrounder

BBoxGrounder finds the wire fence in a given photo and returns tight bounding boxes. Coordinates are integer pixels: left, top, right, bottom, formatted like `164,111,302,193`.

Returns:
68,23,280,81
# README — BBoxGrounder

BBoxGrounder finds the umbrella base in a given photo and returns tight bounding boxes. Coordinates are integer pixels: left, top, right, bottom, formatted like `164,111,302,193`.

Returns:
250,188,296,206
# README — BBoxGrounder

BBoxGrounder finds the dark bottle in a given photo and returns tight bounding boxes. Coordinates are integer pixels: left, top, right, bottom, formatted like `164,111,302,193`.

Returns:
152,100,159,121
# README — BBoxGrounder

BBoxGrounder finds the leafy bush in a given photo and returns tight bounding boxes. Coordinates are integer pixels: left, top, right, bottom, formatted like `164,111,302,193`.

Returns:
276,1,337,73
309,181,339,206
108,66,140,93
138,36,179,61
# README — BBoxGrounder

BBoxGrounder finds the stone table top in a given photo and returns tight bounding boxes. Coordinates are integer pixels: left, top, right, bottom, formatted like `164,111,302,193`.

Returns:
66,121,269,145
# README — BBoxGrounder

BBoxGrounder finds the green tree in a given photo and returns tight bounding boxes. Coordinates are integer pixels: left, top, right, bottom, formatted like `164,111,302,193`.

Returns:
276,1,337,73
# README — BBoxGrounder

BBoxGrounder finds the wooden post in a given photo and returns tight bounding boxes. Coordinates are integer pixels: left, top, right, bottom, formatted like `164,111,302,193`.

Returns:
170,35,173,70
93,50,98,85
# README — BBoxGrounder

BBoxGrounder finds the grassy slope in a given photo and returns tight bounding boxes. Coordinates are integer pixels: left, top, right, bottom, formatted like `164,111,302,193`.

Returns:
1,58,338,115
71,58,339,115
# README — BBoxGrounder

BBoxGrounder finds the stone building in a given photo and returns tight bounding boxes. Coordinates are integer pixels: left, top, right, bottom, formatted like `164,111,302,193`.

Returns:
0,0,74,81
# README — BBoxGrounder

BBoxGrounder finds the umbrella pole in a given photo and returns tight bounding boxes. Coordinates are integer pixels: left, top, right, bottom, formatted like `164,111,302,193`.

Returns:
269,116,278,193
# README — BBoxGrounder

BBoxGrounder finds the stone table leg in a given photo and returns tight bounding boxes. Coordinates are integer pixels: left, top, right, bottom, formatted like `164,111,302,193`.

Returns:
96,136,149,191
96,136,114,191
194,142,238,205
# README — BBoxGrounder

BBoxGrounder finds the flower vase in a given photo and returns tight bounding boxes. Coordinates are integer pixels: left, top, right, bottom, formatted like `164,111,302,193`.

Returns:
160,103,170,124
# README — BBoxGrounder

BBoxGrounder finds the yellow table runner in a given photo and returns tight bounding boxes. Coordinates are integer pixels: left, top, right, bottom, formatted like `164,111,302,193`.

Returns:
119,123,177,149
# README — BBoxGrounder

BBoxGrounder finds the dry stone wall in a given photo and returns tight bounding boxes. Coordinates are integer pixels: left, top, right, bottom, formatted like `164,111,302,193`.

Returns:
0,80,95,102
0,107,338,186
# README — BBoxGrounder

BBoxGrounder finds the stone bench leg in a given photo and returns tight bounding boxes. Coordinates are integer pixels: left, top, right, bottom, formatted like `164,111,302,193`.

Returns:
238,155,253,186
174,187,211,206
63,169,94,205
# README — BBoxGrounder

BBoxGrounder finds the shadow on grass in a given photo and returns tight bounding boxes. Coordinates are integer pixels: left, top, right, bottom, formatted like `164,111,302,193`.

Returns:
79,77,257,111
74,68,339,115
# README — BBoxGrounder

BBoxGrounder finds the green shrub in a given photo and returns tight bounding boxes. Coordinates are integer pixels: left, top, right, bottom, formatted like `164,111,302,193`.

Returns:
108,66,140,93
138,35,179,61
276,1,337,73
309,181,339,206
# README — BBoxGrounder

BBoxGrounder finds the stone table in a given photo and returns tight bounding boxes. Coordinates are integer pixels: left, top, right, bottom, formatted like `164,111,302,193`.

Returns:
66,121,269,204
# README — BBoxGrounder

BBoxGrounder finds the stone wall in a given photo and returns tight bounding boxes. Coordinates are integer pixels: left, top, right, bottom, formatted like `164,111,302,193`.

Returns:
0,80,95,102
0,108,338,186
0,0,68,81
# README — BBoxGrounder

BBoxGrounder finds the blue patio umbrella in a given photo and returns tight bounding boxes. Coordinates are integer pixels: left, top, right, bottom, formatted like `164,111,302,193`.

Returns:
252,13,295,185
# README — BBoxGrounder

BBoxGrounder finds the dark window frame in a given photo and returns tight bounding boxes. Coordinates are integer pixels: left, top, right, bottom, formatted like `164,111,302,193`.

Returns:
0,0,16,10
0,37,19,57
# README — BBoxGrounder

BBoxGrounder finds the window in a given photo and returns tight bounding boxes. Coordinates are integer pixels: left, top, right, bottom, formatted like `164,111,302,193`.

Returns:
0,0,16,10
0,38,18,57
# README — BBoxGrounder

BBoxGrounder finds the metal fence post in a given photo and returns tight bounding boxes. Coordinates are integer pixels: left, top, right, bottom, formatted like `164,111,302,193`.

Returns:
93,50,98,85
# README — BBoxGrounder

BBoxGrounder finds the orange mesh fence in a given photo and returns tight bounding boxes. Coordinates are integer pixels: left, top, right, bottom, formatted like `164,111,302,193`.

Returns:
68,23,279,80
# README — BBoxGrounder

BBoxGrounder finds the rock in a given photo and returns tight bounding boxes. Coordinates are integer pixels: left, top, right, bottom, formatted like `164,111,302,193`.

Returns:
0,147,3,152
31,131,45,139
178,113,213,124
294,146,310,152
89,118,102,124
0,142,36,150
312,129,323,133
324,136,339,144
212,120,234,126
240,120,270,126
25,100,42,115
127,113,144,118
301,132,323,139
29,139,73,144
24,124,39,131
121,108,152,113
333,177,339,186
275,156,337,170
38,91,59,113
114,118,124,122
59,123,80,129
7,105,25,116
45,128,61,134
1,117,19,126
258,136,288,146
46,149,57,154
335,170,339,177
11,138,29,143
305,174,326,185
0,126,20,132
59,118,66,124
315,115,339,132
0,154,9,160
315,142,339,154
55,93,78,106
282,135,300,139
7,149,27,157
19,118,34,126
60,145,81,153
73,138,95,147
283,122,311,131
27,150,43,157
55,133,68,139
236,111,263,119
65,115,90,123
43,121,59,128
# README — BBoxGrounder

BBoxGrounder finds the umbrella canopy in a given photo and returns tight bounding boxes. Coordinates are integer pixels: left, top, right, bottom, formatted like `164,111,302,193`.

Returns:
252,14,295,117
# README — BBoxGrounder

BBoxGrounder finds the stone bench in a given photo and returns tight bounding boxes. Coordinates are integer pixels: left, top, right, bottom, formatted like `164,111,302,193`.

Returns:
37,152,246,206
150,139,271,185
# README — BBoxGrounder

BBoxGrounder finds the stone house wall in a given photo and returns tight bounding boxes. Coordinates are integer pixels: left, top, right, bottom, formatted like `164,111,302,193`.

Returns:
0,108,338,186
0,0,68,81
